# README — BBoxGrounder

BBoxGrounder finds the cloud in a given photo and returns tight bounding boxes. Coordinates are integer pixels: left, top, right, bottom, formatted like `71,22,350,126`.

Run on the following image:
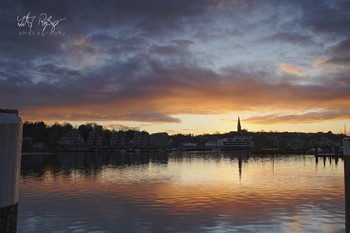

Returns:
2,36,350,125
312,39,350,73
324,39,350,68
246,110,350,125
1,0,350,127
280,64,304,76
296,0,350,37
9,60,350,125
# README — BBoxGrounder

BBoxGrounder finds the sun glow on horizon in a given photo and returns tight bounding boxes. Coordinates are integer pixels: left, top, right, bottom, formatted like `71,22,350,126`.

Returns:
28,113,349,135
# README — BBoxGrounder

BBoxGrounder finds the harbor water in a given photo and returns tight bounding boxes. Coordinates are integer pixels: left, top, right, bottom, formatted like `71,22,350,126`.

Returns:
17,152,344,233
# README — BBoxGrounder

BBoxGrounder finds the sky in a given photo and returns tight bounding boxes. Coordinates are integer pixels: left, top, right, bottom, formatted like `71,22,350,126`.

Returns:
1,0,350,134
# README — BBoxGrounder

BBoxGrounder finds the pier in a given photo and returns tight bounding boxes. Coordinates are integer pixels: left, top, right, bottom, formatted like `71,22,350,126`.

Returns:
344,137,350,233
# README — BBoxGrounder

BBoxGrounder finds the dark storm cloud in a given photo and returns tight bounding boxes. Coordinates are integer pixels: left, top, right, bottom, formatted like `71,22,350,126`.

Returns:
324,39,350,65
5,0,210,34
253,0,350,50
297,0,350,36
0,0,209,59
34,64,82,81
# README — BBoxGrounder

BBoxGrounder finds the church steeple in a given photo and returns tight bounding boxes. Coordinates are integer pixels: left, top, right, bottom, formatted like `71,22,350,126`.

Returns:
237,116,242,134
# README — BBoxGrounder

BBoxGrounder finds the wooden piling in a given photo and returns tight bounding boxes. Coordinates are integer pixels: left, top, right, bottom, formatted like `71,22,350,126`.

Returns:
344,137,350,233
0,109,22,233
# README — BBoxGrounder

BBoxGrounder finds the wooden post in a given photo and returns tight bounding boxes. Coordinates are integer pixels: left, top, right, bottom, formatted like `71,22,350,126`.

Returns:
344,137,350,233
0,109,22,233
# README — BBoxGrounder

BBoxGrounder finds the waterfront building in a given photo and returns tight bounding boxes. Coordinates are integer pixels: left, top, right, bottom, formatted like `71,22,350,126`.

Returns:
58,130,85,151
32,142,47,150
110,131,127,149
132,131,150,149
218,117,254,150
150,132,170,149
182,142,197,151
217,136,254,149
205,141,218,150
88,130,106,150
22,137,34,150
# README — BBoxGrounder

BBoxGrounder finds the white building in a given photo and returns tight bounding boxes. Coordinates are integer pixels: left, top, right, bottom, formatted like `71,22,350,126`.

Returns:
217,136,254,150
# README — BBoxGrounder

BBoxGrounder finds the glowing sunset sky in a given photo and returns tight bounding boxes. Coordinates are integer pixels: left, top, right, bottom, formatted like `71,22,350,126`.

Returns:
1,0,350,134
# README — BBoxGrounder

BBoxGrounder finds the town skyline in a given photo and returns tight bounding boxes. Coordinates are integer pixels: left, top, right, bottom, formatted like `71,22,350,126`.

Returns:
21,117,348,136
21,119,345,155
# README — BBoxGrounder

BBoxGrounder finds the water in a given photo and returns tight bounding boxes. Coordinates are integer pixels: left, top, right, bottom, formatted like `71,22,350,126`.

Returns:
18,152,345,233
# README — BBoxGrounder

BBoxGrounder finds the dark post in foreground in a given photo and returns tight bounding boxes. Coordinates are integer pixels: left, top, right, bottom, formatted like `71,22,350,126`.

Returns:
0,109,22,233
344,137,350,233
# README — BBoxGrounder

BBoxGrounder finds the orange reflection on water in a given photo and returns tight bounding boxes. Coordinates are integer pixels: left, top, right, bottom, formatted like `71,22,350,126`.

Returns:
20,153,344,232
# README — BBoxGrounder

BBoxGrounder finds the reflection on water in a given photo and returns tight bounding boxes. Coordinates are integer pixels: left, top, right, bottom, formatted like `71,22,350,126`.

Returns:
18,152,344,233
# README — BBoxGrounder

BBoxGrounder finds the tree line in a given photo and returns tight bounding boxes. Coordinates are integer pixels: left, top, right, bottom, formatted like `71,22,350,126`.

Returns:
22,121,141,150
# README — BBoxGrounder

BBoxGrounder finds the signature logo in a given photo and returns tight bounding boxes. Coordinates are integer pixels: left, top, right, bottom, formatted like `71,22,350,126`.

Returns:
17,11,67,36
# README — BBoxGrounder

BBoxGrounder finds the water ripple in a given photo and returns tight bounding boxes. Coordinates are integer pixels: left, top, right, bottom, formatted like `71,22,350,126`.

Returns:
18,153,345,233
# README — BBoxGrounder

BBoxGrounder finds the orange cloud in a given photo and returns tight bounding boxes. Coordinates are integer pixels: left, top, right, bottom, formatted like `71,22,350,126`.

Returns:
20,73,350,126
280,63,304,76
245,110,350,125
313,57,350,73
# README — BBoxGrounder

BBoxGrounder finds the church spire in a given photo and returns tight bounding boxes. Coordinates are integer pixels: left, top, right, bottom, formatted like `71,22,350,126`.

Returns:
237,116,242,133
